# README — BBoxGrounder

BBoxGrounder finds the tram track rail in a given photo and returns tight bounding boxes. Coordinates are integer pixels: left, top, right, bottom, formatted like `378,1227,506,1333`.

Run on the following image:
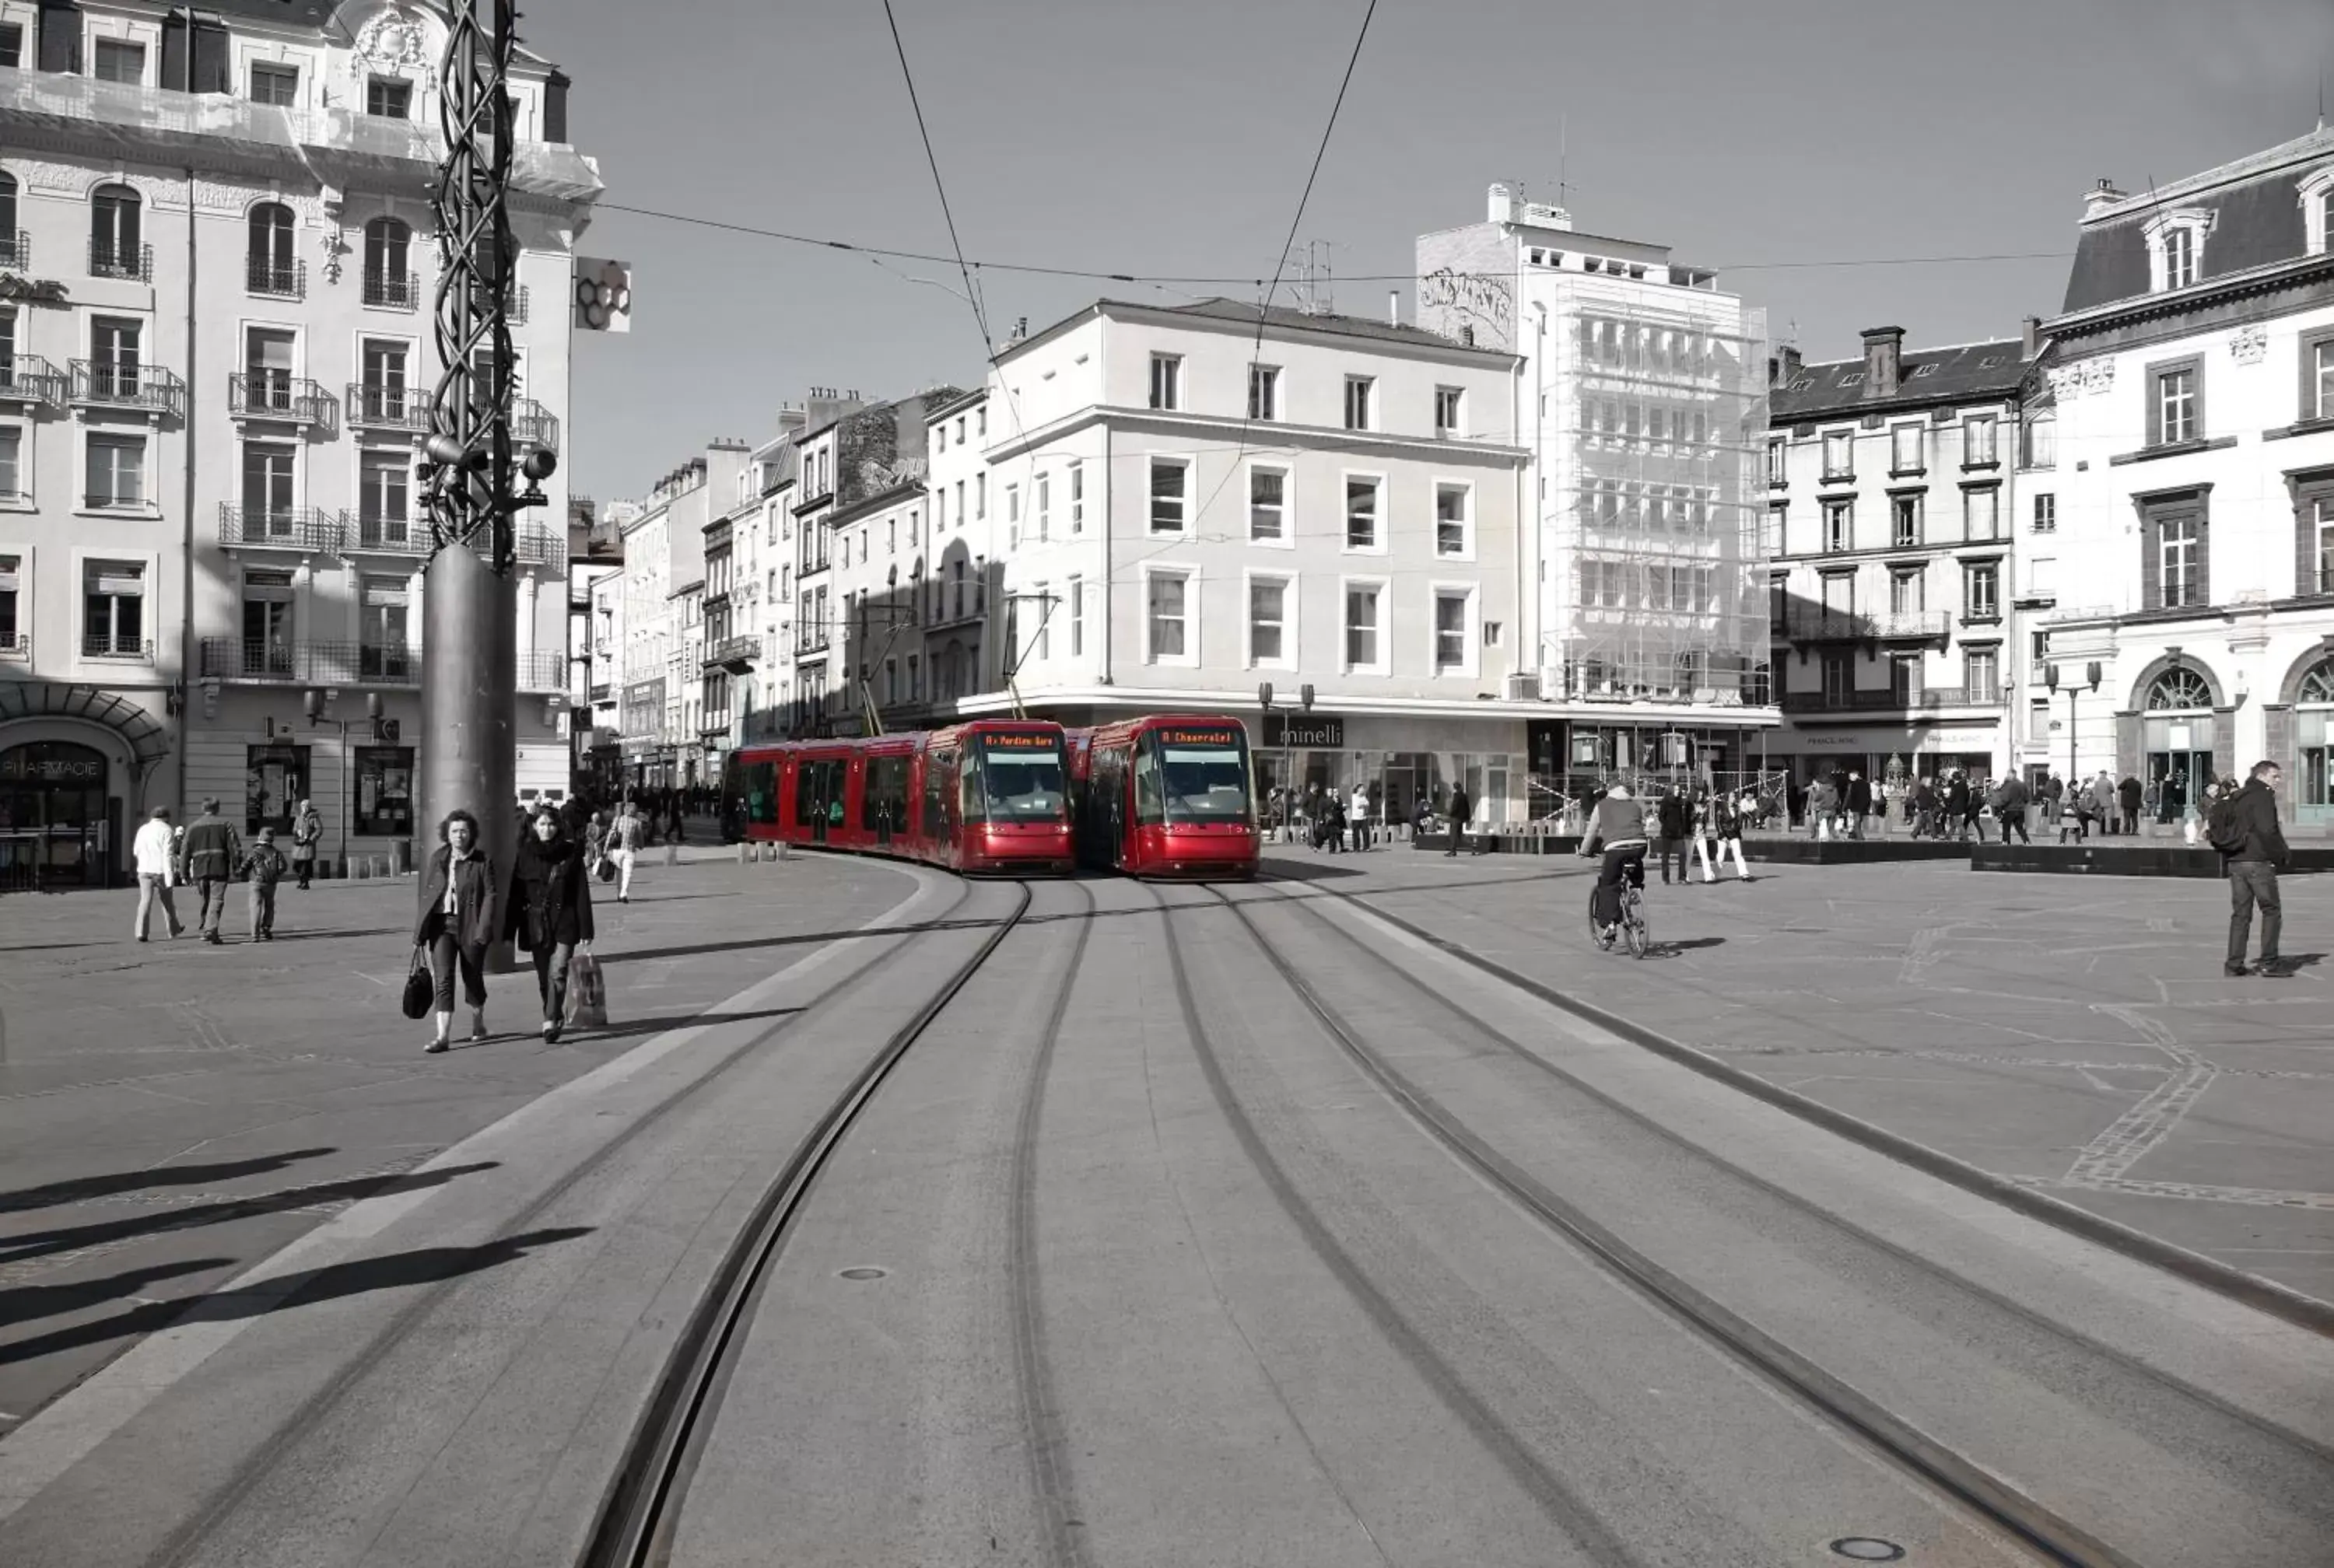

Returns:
1189,878,2334,1568
1292,865,2334,1341
579,877,1038,1568
140,876,996,1568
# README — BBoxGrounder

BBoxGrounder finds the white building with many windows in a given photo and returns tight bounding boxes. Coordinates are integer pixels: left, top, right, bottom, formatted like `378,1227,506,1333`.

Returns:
2031,127,2334,828
955,296,1535,826
0,0,598,888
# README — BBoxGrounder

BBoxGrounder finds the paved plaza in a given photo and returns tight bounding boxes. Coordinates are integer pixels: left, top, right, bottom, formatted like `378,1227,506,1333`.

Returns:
0,847,905,1437
1266,842,2334,1300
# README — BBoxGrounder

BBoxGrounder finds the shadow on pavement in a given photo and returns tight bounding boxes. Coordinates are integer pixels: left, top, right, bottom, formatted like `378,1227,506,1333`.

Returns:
0,1150,338,1216
0,1258,232,1331
573,1005,802,1045
0,1162,502,1265
0,1227,593,1367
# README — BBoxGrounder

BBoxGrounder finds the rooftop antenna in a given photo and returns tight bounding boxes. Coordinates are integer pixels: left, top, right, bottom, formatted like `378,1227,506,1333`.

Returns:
1558,114,1574,210
1286,240,1335,317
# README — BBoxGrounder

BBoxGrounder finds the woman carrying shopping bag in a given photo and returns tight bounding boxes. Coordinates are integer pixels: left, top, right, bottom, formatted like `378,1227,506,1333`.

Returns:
415,809,496,1054
506,805,595,1043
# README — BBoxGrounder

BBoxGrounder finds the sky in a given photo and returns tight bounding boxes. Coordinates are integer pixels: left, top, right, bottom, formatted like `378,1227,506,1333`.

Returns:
528,0,2334,505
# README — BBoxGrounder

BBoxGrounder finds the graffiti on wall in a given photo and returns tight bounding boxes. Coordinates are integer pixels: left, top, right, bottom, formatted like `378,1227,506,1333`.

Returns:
1419,267,1514,345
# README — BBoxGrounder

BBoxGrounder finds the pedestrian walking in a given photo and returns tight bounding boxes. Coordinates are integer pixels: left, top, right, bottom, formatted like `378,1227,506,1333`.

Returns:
180,799,242,945
1910,775,1937,839
415,808,496,1053
289,799,322,889
239,828,290,941
583,809,609,877
2213,761,2290,977
1656,787,1691,884
131,806,184,941
1712,792,1754,880
608,802,644,902
506,807,595,1042
1446,784,1471,856
2041,775,2066,840
1988,775,2031,845
1349,782,1372,852
1844,771,1873,840
2118,773,2143,836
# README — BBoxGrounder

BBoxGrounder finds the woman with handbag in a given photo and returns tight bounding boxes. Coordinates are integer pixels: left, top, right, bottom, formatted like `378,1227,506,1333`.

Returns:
414,809,496,1053
506,805,595,1042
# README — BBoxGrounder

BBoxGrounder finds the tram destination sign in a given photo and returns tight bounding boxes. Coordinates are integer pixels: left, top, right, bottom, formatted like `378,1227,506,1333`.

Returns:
1159,724,1246,747
983,731,1057,750
1262,712,1344,750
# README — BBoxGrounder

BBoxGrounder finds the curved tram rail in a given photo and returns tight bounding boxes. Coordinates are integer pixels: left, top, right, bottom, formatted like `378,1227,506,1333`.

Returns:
578,880,1037,1568
1189,877,2330,1568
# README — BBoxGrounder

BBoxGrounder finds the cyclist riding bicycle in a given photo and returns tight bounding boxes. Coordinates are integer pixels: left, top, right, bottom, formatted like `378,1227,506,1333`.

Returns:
1578,782,1652,946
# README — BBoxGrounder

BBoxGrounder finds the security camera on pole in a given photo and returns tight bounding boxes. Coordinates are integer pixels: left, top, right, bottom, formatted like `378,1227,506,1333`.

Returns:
415,0,555,971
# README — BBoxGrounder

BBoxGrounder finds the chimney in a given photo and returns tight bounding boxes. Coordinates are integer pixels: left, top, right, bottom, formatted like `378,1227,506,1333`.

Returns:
1776,345,1803,385
2021,315,2041,359
2083,178,2127,216
1859,326,1903,397
1488,182,1519,225
1387,290,1400,327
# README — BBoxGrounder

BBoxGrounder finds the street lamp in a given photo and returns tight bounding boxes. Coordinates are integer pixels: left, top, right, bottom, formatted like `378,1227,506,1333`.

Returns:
1256,681,1313,842
2043,658,2101,783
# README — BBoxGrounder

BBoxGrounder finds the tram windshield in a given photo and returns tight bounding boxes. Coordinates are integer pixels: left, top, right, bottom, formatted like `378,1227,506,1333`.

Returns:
966,732,1068,824
1137,725,1251,825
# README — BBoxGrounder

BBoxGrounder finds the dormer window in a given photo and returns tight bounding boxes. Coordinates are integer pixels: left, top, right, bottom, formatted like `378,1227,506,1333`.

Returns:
2301,166,2334,256
2142,208,2215,292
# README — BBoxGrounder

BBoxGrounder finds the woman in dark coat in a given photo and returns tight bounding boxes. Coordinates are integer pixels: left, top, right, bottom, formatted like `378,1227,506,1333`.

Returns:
505,806,596,1042
415,809,496,1053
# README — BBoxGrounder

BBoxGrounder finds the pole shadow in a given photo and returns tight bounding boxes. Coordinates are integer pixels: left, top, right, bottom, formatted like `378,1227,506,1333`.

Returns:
0,1227,593,1368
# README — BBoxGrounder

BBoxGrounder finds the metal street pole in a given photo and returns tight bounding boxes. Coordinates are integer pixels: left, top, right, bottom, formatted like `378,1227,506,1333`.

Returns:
418,0,547,971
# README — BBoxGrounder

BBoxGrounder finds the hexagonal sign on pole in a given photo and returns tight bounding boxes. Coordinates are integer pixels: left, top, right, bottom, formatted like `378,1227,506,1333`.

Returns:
574,257,632,333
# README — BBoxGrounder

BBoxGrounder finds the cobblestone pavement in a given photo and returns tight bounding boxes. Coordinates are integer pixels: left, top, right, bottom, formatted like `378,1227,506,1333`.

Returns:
1261,843,2334,1301
0,845,913,1433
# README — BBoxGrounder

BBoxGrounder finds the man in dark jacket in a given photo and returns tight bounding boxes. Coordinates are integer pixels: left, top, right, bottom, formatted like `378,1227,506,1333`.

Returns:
1655,788,1691,884
2118,774,2143,835
179,799,242,946
1845,772,1873,838
1445,785,1470,856
1944,773,1971,841
2220,761,2290,978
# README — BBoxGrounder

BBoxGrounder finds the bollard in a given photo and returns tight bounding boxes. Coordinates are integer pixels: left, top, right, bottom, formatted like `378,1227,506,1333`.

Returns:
738,840,750,865
664,841,678,866
776,838,791,861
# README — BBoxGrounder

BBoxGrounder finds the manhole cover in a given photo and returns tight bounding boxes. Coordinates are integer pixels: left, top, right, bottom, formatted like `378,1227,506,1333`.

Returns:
838,1266,888,1282
1828,1541,1905,1563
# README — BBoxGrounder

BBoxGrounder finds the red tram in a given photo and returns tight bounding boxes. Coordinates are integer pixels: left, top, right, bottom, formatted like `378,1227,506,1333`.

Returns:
1068,715,1259,880
718,719,1075,877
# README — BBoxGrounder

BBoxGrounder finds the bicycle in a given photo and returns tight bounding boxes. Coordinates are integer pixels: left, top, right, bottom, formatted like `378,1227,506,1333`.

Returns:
1586,865,1651,957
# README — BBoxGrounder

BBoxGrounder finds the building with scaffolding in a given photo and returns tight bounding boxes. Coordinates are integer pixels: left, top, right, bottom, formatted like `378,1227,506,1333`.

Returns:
1415,185,1779,807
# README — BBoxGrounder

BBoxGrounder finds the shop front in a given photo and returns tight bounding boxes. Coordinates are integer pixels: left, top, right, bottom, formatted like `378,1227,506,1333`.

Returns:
0,739,117,891
1766,721,2005,800
1250,710,1530,831
1546,718,1782,810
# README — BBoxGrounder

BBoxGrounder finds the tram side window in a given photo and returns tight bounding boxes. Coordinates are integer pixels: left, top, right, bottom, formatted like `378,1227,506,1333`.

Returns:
746,761,777,824
960,747,984,824
1133,740,1165,825
866,755,909,831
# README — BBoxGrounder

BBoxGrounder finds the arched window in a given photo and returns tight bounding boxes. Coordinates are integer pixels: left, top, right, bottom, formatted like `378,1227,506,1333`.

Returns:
91,184,143,278
0,173,19,268
2299,658,2334,706
247,202,296,296
363,218,413,307
2145,667,2213,711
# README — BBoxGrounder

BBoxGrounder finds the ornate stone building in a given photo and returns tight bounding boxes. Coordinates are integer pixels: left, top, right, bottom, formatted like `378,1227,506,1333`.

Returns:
0,0,600,887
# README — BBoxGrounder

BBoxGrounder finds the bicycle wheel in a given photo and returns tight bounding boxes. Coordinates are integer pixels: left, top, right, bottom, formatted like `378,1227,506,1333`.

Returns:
1624,892,1651,958
1586,887,1609,948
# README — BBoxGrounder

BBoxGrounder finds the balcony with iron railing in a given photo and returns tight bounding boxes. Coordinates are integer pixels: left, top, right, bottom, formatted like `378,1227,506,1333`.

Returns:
0,355,67,408
81,635,154,663
1782,606,1875,641
199,637,419,685
219,504,344,554
511,397,559,450
363,269,420,310
0,230,26,270
1873,609,1951,640
708,634,761,673
89,238,153,282
505,285,529,325
70,360,187,418
1779,684,2006,714
247,256,306,299
347,512,428,556
347,381,431,432
517,651,566,691
229,373,337,429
